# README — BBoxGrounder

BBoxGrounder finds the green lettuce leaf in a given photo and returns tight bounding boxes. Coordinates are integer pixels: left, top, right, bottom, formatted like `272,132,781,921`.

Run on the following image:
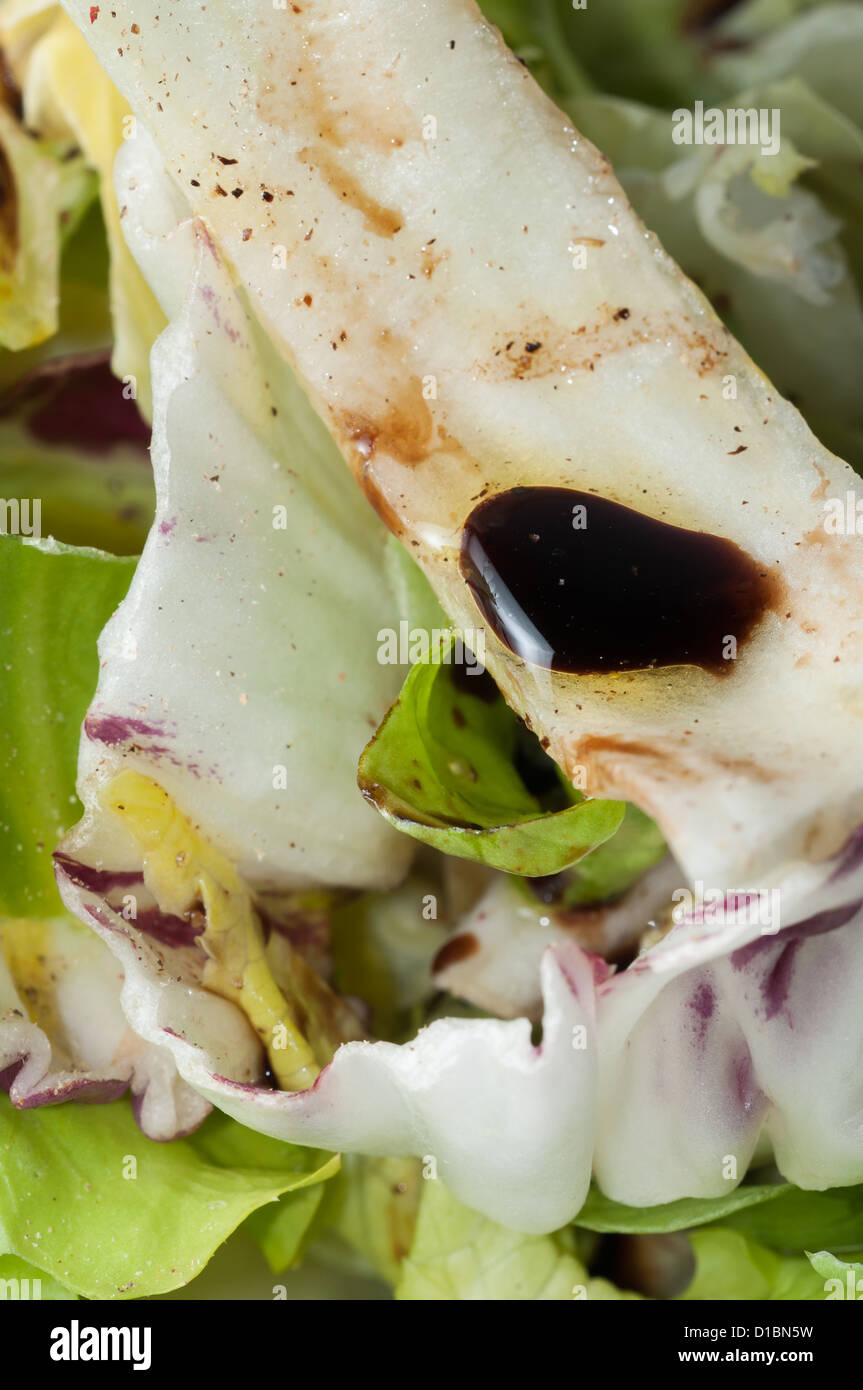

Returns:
581,1181,863,1299
153,1228,390,1301
576,1181,786,1235
318,1154,423,1287
244,1187,327,1277
482,0,842,113
0,1253,77,1301
385,541,665,902
0,1093,336,1299
395,1177,589,1301
723,1181,863,1251
807,1249,863,1298
0,536,135,915
358,646,625,874
186,1112,339,1276
680,1227,834,1300
525,803,666,907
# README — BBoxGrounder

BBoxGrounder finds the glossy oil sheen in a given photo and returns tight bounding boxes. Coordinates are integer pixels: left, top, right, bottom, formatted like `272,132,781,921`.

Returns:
460,487,776,675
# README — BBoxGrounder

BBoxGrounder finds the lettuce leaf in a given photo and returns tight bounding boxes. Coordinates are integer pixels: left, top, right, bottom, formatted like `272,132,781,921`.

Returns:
0,1253,76,1301
185,1111,339,1276
317,1154,423,1287
431,861,679,1021
807,1249,863,1298
577,1181,786,1235
480,4,863,469
526,803,666,908
593,893,863,1208
1,908,211,1138
723,1181,863,1251
0,1092,336,1298
359,648,625,875
396,1178,642,1300
680,1227,833,1300
396,1177,589,1301
384,534,451,642
0,536,135,915
385,540,665,900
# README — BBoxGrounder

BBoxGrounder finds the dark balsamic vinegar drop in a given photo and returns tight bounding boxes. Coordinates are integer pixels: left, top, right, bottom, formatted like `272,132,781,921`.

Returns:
459,487,776,675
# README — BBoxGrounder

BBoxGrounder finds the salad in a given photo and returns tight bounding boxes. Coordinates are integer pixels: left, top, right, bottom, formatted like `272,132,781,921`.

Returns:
1,0,863,1305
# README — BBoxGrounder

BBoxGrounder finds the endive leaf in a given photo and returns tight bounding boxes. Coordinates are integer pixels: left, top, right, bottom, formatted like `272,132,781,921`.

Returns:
0,101,94,350
59,0,863,904
56,127,410,897
6,6,167,414
1,910,210,1140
